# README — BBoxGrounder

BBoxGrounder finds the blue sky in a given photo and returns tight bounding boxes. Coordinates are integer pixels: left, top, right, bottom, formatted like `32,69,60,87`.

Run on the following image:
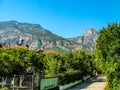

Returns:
0,0,120,38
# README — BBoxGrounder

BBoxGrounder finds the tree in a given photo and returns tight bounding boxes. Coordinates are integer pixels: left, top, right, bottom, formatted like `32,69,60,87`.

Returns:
0,49,12,76
96,22,120,90
43,54,61,76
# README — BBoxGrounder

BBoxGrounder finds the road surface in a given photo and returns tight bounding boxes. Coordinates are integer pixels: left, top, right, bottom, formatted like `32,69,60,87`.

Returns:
67,75,106,90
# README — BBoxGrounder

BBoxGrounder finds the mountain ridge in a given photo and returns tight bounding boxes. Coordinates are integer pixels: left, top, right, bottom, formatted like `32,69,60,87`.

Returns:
0,20,99,53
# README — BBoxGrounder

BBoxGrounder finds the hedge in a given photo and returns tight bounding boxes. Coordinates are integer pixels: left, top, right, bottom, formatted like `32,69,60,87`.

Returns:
58,71,82,85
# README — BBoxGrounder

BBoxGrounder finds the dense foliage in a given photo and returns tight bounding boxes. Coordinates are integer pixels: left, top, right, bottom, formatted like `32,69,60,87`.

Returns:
96,23,120,90
0,48,44,76
42,50,95,85
0,47,95,87
58,50,95,85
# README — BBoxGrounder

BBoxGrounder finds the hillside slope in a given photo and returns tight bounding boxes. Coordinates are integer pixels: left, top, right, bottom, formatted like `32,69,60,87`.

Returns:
0,20,84,52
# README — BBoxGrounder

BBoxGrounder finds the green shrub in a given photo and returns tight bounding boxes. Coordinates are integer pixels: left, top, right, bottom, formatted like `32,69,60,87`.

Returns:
0,87,8,90
58,71,82,85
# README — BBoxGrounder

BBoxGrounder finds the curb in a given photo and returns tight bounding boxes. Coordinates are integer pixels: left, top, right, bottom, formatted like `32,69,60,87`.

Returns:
59,80,82,90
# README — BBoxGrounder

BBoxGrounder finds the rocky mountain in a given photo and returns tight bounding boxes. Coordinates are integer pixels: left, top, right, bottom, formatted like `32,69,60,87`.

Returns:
0,20,84,53
68,28,99,51
0,21,99,53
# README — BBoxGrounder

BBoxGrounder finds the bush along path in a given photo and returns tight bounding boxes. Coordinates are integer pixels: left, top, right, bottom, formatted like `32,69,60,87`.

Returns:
67,75,106,90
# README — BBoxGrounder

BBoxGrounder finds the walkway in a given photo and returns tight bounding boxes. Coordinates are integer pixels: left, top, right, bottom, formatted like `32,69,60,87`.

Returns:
67,75,106,90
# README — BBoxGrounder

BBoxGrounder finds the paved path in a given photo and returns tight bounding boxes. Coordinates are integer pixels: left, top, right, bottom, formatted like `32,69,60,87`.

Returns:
67,75,106,90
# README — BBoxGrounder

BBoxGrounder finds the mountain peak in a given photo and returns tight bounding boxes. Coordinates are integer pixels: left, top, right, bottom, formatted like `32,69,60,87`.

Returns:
10,20,18,23
69,28,99,49
84,28,97,35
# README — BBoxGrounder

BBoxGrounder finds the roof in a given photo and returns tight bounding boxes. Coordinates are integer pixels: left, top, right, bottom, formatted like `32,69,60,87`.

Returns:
42,50,58,54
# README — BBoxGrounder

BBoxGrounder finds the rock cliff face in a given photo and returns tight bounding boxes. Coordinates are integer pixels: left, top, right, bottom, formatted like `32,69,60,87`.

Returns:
76,28,98,46
68,28,99,51
0,21,99,53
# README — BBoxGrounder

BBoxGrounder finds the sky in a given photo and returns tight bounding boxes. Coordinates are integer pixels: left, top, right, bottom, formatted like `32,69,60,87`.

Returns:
0,0,120,38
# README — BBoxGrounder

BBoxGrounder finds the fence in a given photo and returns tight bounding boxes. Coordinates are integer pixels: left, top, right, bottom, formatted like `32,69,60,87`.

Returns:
0,75,59,90
40,77,58,90
0,75,34,90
